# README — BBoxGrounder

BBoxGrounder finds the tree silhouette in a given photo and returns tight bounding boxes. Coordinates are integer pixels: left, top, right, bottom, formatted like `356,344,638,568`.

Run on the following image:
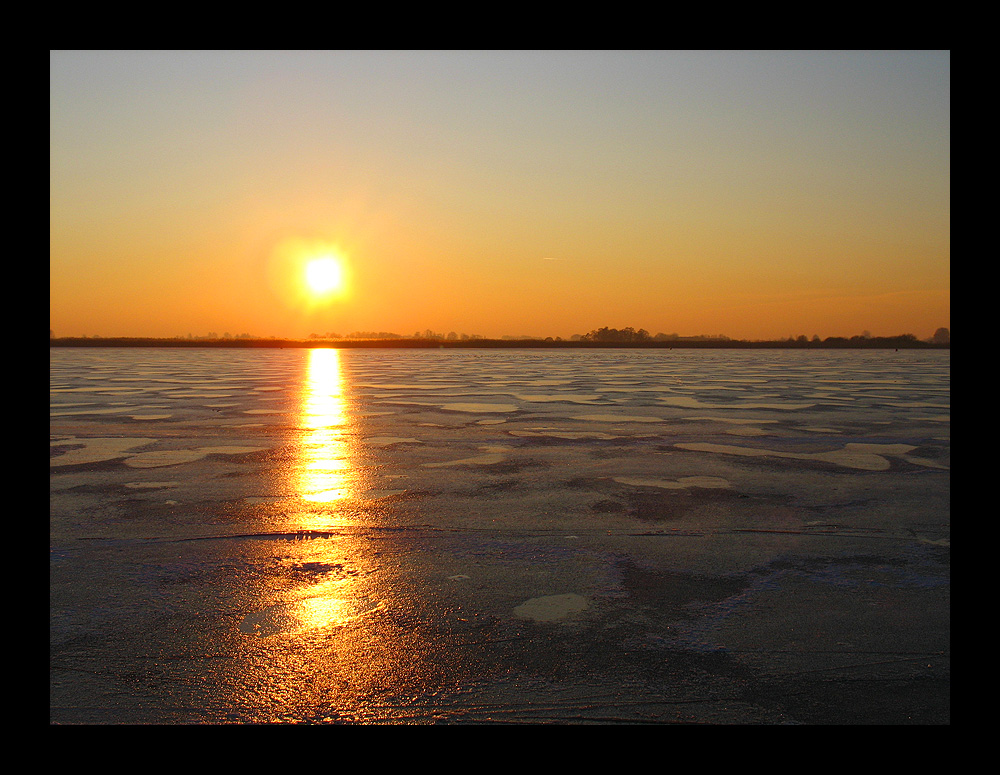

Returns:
582,326,652,343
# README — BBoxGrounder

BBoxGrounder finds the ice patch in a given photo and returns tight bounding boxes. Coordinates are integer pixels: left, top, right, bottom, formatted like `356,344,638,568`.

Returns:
571,413,664,423
439,402,519,413
365,437,422,447
50,437,154,467
675,441,937,471
509,429,621,440
659,396,813,410
124,446,268,468
721,426,770,436
124,450,209,468
514,394,603,404
423,445,511,467
513,593,589,622
51,406,166,417
358,383,464,390
612,475,731,490
685,416,778,425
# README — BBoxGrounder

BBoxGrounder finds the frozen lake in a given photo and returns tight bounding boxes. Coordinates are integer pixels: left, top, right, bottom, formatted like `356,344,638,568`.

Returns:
50,347,950,723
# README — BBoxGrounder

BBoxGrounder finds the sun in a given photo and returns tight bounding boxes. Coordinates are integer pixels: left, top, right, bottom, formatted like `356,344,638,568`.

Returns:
304,255,345,296
267,238,351,311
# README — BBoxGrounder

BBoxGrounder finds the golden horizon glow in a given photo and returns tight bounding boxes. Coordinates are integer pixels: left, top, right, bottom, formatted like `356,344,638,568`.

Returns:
49,52,950,341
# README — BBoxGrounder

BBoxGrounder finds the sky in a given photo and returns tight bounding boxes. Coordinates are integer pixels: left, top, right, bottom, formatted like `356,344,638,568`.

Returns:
50,50,950,341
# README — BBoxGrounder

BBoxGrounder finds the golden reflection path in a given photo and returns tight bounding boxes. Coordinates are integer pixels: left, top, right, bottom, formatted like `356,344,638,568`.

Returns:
271,348,374,633
298,348,355,514
226,346,402,720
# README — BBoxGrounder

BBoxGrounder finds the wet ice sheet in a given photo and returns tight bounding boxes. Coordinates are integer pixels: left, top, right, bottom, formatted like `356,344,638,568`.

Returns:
50,346,950,724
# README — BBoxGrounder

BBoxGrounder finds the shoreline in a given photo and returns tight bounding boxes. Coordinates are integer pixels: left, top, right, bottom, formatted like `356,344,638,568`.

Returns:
49,337,949,350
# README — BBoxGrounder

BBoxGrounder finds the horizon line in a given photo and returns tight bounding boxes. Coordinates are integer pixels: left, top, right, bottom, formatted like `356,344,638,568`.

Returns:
49,333,949,350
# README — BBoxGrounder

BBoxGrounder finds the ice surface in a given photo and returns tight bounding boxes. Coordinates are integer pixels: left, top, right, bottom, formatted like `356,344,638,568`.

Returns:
612,475,731,489
674,441,931,471
513,593,589,622
50,346,950,724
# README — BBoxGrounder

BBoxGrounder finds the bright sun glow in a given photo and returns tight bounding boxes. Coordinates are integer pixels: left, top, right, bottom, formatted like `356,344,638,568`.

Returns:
305,256,344,296
267,238,351,311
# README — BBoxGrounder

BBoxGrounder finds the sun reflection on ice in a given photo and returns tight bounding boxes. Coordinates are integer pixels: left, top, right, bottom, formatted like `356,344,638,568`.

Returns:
295,348,360,526
251,347,378,635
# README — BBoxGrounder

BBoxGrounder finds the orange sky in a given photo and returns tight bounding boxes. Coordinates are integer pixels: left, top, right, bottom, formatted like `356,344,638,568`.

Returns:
50,50,950,340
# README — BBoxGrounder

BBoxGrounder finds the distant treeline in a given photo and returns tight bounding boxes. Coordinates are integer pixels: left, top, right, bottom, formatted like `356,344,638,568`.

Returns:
49,334,948,349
